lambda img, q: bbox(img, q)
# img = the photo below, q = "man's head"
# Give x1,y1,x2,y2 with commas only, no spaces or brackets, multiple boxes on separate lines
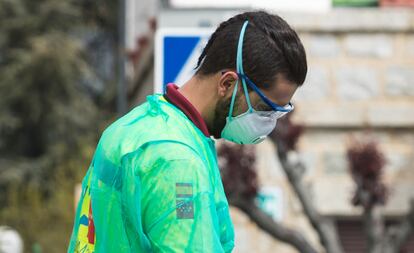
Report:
192,11,307,140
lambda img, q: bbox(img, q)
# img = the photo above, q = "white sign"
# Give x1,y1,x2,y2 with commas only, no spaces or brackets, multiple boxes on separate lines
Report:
256,186,284,221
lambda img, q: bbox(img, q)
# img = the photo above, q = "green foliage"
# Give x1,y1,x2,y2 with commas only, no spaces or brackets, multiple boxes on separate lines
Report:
0,0,118,251
0,143,95,253
333,0,378,7
77,0,119,35
0,0,98,157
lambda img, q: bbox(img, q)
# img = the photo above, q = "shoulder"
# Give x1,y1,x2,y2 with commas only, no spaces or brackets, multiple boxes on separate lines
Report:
97,95,200,162
124,141,206,173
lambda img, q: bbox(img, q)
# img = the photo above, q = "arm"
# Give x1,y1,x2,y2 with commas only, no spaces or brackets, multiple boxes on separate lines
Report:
138,143,226,252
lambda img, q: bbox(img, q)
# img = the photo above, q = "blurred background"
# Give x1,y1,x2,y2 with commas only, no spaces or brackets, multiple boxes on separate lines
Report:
0,0,414,253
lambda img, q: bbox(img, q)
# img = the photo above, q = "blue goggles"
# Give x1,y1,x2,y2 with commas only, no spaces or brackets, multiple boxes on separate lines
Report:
234,20,294,115
237,72,294,113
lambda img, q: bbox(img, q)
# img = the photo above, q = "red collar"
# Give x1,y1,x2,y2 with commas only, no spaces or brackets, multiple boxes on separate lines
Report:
164,83,210,137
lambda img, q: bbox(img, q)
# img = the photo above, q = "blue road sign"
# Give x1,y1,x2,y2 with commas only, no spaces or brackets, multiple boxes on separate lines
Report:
155,28,213,93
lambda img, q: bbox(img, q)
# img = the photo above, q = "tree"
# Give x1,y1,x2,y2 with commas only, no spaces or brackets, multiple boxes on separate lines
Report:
0,0,118,251
0,0,99,161
269,115,344,253
218,114,344,253
218,143,319,253
219,114,414,253
347,137,414,253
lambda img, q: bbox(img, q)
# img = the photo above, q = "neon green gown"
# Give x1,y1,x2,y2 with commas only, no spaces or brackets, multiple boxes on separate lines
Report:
67,94,235,253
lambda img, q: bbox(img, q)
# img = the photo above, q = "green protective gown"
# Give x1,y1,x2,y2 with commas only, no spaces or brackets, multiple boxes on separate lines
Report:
67,94,235,253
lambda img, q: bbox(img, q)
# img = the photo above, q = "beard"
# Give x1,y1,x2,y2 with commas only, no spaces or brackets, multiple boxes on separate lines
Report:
209,93,241,138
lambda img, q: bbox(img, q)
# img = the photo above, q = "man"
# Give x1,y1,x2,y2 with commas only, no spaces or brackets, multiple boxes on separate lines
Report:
68,10,307,252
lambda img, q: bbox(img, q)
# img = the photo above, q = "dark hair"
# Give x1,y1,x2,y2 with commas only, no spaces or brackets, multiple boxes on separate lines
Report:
195,11,307,89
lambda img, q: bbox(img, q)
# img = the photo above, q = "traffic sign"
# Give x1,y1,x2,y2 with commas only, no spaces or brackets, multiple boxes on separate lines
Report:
155,28,213,93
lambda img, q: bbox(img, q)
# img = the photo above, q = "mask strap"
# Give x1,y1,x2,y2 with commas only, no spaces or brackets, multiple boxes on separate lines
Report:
236,21,253,112
228,79,239,118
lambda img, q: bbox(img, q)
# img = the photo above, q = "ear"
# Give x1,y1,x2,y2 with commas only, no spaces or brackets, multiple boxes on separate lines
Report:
217,71,239,98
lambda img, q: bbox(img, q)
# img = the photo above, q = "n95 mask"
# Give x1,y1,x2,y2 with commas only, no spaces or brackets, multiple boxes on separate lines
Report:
220,79,279,144
221,109,277,144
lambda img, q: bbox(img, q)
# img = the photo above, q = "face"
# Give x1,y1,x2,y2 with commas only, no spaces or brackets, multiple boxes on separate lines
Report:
209,71,298,138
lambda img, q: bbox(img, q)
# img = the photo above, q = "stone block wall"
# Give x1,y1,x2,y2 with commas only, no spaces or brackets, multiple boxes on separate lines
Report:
290,8,414,214
234,8,414,253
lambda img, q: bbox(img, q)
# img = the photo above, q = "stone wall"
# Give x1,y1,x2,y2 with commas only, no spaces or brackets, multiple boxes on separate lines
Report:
234,8,414,253
291,8,414,215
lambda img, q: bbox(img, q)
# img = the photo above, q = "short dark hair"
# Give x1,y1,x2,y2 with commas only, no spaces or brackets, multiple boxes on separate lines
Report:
195,11,307,89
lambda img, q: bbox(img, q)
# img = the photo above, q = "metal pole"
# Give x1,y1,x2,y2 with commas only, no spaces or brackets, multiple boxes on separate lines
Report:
117,0,127,115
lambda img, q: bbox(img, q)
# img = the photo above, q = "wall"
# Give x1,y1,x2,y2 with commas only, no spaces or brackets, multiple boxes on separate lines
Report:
155,7,414,253
236,8,414,253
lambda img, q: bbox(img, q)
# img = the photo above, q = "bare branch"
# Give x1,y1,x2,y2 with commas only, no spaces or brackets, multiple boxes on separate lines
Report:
269,132,344,253
363,206,385,253
229,197,319,253
128,34,154,103
384,199,414,253
219,142,319,252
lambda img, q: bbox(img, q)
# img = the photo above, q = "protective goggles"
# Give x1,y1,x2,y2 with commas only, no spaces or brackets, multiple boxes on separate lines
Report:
234,20,294,118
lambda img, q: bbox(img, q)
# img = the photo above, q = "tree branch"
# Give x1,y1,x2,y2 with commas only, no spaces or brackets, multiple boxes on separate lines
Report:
269,133,344,253
363,206,385,253
384,199,414,253
128,34,154,103
229,197,318,253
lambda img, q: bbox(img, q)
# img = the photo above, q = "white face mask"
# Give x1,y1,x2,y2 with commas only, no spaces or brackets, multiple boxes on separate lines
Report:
221,108,278,144
220,80,279,144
